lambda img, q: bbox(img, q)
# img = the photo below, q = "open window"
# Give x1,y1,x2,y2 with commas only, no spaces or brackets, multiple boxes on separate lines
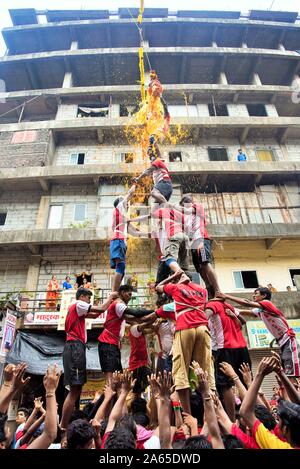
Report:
289,269,300,286
208,103,228,116
256,149,274,162
233,270,259,289
246,104,267,117
169,152,182,162
0,212,7,227
208,147,229,161
70,153,85,165
77,105,109,117
47,205,63,229
121,153,134,163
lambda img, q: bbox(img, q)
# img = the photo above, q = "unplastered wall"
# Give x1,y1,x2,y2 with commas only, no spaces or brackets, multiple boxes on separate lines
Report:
49,184,98,228
0,191,41,230
0,248,30,292
244,140,285,161
54,143,144,165
284,141,300,161
38,242,154,291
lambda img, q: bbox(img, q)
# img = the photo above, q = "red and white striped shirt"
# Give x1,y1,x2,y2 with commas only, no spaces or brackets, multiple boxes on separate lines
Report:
151,159,171,185
252,300,295,347
206,301,247,351
152,208,184,238
112,200,127,240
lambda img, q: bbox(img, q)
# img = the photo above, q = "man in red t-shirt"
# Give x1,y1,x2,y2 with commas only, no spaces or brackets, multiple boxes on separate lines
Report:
128,323,153,398
156,271,215,413
98,285,154,382
179,195,221,296
205,300,251,421
218,287,300,377
134,137,173,204
61,288,118,430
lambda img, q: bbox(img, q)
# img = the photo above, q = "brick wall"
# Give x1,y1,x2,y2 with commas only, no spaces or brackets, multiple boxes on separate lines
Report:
0,191,41,230
0,129,50,168
0,248,30,292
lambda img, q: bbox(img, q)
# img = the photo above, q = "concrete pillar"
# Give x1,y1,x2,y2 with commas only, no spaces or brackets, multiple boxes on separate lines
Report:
25,255,42,292
278,43,285,51
219,71,228,85
252,73,262,86
241,42,248,48
62,72,73,88
212,41,218,47
36,196,51,229
71,41,78,50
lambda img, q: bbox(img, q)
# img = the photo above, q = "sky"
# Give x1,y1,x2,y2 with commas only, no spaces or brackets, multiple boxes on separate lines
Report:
0,0,299,54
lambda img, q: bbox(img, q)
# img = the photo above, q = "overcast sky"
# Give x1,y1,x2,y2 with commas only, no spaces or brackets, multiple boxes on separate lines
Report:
0,0,299,54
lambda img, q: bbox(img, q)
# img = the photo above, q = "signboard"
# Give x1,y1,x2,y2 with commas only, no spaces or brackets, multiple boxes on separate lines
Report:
79,373,106,408
32,312,61,325
0,311,17,356
246,319,300,349
57,290,77,330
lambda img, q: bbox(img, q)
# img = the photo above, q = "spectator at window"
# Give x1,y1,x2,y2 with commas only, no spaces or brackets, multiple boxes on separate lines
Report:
267,284,277,293
237,148,247,162
45,275,60,311
286,286,292,292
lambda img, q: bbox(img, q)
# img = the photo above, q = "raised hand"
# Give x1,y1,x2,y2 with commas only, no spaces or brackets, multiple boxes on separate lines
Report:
257,357,277,377
103,382,116,401
239,362,252,387
3,364,15,384
148,373,161,399
120,369,136,394
43,364,61,393
34,397,44,411
12,363,31,392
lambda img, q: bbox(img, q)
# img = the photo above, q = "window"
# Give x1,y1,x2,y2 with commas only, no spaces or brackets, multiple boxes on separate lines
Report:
74,204,86,222
289,269,300,287
246,104,267,117
208,103,228,116
256,149,274,162
208,147,229,161
121,153,134,163
70,153,85,165
119,105,139,117
47,205,63,229
169,152,182,162
233,271,259,289
77,105,109,118
0,212,7,226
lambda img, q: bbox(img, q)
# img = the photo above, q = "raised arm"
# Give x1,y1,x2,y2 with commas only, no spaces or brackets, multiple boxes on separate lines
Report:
148,372,173,449
270,351,300,405
28,364,61,449
217,292,261,309
191,361,224,449
94,383,116,423
134,167,154,183
105,370,136,434
240,357,276,430
155,270,183,294
0,363,30,414
86,292,119,318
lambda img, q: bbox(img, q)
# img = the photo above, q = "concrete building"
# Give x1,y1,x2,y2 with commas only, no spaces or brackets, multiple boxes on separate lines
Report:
0,8,300,393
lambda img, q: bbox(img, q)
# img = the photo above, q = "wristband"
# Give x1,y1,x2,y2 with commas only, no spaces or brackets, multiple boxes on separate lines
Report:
46,393,55,398
232,376,239,381
204,397,212,401
3,383,12,388
172,401,181,407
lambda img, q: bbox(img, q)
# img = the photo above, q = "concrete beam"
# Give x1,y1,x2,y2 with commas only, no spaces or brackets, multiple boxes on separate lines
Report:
25,62,41,89
233,93,239,103
277,127,289,144
38,178,50,192
179,56,188,83
265,238,281,250
106,24,112,48
270,93,277,104
28,244,40,255
0,224,299,246
239,126,249,144
97,129,104,144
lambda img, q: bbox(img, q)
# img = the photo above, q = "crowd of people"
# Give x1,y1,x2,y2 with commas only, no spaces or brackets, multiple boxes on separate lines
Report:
1,130,300,451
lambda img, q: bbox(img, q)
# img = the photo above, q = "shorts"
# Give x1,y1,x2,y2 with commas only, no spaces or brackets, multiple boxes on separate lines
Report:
280,337,300,377
156,354,173,374
154,180,173,201
98,341,122,373
155,260,172,285
110,239,127,269
213,347,251,389
164,232,189,270
132,366,151,394
63,340,87,386
172,326,215,391
191,239,213,268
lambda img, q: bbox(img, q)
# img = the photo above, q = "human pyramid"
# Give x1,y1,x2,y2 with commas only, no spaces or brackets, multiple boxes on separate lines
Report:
2,77,300,451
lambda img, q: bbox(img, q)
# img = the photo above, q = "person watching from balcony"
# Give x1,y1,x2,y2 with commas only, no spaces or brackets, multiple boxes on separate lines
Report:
237,148,247,162
134,136,173,205
60,287,118,432
63,276,73,290
45,275,60,311
267,283,277,292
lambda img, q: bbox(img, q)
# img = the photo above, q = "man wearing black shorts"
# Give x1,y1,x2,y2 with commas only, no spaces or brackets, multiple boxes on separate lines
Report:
60,288,118,430
98,285,154,382
205,299,251,421
134,136,173,205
